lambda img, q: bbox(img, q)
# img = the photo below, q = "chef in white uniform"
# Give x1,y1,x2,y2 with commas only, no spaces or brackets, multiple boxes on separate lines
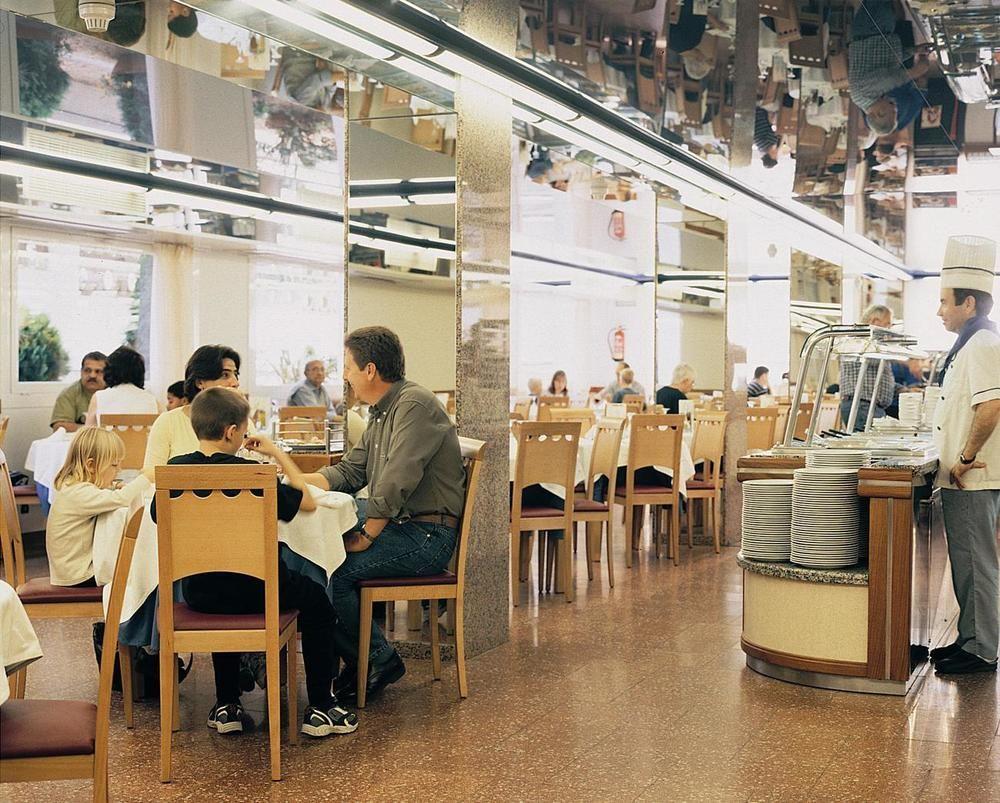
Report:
929,235,1000,675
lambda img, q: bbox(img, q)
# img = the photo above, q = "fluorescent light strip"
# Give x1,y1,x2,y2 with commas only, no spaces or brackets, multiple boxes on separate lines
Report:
388,55,456,92
533,118,641,170
239,0,393,59
351,177,455,188
297,0,437,56
349,233,454,260
348,193,457,207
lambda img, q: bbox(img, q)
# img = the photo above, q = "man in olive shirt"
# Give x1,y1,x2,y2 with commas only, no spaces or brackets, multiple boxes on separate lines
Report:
50,352,107,431
303,327,465,701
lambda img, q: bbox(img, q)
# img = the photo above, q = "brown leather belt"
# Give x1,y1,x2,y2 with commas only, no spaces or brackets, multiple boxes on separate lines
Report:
409,513,460,528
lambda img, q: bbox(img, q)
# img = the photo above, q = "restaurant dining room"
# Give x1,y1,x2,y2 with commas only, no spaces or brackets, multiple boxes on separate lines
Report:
1,0,1000,801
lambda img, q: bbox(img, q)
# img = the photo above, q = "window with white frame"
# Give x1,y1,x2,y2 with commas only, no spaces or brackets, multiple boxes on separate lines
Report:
251,258,344,391
14,236,153,383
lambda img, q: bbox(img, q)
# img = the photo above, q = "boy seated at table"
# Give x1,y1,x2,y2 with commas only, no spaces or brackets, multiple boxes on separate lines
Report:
155,386,358,738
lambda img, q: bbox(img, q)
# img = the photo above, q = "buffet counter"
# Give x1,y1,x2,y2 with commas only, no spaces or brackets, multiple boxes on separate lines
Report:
736,453,957,695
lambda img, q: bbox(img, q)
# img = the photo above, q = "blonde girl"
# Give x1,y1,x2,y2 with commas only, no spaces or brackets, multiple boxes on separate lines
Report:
46,427,151,587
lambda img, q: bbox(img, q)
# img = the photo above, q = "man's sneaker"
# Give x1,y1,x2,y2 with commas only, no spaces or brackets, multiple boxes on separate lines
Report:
301,702,359,737
207,702,246,734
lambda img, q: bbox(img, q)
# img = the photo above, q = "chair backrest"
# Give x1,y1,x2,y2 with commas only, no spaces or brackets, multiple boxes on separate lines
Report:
792,401,815,441
817,394,840,431
586,417,625,500
511,399,532,421
452,437,487,590
621,394,645,415
278,406,327,422
536,395,570,422
94,508,143,777
0,416,8,448
549,407,596,438
775,404,791,445
510,422,579,504
0,454,26,588
155,465,279,636
746,407,779,451
692,411,728,482
100,413,158,471
626,414,684,488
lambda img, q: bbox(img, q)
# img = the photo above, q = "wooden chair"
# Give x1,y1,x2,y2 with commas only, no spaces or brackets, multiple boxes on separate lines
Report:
510,422,579,606
0,415,8,448
0,508,141,802
792,402,815,441
1,456,104,698
511,399,532,421
775,404,791,445
615,415,684,567
355,437,486,708
549,407,596,438
817,394,840,432
686,411,728,553
746,407,780,452
99,414,158,471
536,395,571,422
154,465,298,783
572,418,625,588
621,394,645,415
278,406,327,421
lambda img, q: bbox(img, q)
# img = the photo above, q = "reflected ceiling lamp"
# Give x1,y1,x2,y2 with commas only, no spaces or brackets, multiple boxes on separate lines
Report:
78,0,115,31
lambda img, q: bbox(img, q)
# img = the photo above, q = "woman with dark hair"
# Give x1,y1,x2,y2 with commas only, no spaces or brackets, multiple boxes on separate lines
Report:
548,370,568,397
85,345,159,425
143,344,247,470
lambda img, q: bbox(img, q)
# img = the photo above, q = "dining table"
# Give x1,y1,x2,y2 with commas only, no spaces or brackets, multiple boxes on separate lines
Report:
1,580,43,706
24,428,75,512
91,484,358,647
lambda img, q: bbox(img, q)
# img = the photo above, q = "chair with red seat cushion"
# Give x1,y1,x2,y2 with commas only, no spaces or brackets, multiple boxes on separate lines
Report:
355,438,486,708
154,464,299,783
571,417,625,588
619,415,686,566
0,508,143,802
509,422,579,605
1,458,105,699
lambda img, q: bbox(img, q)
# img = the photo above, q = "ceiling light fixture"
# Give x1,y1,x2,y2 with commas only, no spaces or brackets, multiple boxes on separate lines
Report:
296,0,438,56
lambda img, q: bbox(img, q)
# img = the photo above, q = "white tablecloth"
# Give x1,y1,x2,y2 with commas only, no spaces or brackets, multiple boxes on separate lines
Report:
1,580,43,706
24,429,73,491
509,429,696,498
93,485,357,624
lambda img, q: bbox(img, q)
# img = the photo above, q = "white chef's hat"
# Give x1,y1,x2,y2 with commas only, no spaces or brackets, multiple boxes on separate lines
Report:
941,235,997,296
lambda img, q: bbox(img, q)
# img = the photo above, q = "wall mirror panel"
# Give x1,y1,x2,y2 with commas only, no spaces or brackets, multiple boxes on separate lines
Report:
510,144,656,412
789,249,842,398
346,94,457,441
655,196,726,406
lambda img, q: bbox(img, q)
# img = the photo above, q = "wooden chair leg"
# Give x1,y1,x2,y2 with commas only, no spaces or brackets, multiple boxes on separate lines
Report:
561,528,574,603
454,598,468,699
605,520,615,588
406,601,422,632
672,501,681,566
546,534,557,592
519,532,532,582
445,599,456,635
387,601,396,631
159,649,174,783
266,645,281,781
687,499,695,548
10,667,26,699
583,523,594,581
286,636,298,746
511,527,521,607
537,531,547,593
430,610,442,680
119,645,134,729
172,659,180,733
624,505,634,568
713,493,722,553
357,590,374,709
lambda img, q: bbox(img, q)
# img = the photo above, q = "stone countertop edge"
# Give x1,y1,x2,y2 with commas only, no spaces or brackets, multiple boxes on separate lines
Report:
865,457,939,476
737,553,870,586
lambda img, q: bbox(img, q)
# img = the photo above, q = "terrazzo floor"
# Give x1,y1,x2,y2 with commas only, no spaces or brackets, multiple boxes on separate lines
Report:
5,529,1000,802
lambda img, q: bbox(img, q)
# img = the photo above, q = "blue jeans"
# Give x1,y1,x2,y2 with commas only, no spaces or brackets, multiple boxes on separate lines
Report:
329,499,456,666
851,0,896,42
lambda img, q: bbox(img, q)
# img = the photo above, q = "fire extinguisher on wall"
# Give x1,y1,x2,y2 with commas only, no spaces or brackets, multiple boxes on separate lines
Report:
609,326,626,362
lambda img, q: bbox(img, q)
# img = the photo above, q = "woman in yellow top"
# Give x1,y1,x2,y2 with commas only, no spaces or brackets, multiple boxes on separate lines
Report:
142,345,246,470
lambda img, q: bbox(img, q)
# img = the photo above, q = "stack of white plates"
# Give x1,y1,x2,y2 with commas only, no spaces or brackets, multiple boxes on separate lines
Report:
741,480,794,561
922,386,941,426
898,394,922,427
805,450,871,470
791,468,862,568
